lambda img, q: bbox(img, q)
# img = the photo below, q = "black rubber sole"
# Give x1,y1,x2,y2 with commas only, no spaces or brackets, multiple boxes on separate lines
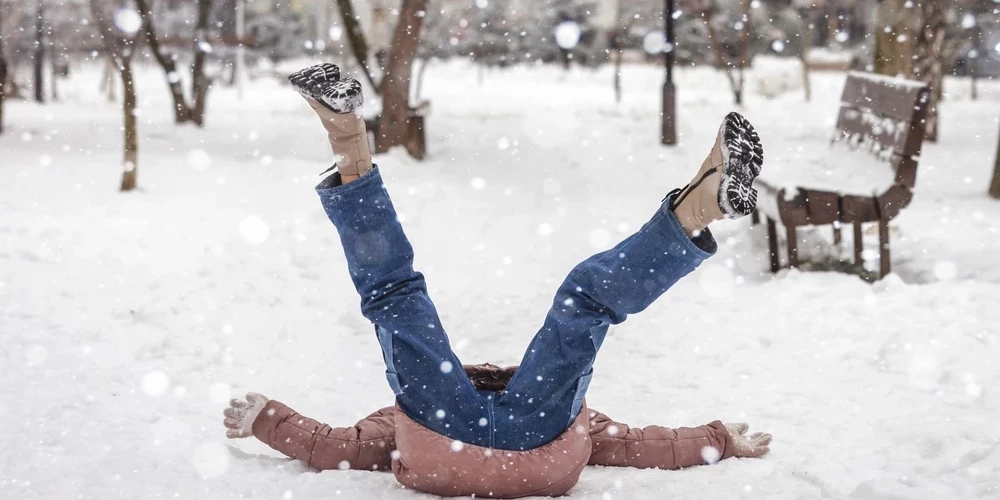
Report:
718,112,764,218
288,63,364,114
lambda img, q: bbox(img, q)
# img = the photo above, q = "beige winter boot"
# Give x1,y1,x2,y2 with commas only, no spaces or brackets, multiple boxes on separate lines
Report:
289,63,372,184
669,112,764,236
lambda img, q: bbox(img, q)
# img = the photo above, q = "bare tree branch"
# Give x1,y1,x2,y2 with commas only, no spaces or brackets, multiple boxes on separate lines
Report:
335,0,379,92
134,0,192,123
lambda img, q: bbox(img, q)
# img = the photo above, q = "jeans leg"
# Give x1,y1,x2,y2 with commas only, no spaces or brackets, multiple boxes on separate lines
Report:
494,196,718,450
315,168,488,446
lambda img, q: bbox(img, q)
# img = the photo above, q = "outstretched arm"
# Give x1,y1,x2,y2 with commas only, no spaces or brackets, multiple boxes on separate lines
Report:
587,409,771,469
224,393,397,471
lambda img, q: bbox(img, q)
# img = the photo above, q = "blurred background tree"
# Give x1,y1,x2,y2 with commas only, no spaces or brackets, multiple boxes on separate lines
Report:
3,0,1000,188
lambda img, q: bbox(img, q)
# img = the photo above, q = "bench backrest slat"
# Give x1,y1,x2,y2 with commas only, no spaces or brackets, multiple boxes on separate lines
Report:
834,72,929,160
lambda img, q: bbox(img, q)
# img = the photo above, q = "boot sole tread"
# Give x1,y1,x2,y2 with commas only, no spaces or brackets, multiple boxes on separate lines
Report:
718,112,764,219
288,63,364,114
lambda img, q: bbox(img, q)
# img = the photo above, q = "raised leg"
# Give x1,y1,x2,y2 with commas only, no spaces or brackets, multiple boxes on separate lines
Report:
315,169,487,446
766,217,780,272
495,196,717,450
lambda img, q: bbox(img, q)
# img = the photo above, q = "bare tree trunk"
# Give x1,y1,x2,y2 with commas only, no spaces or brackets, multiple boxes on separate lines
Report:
102,56,117,102
685,0,749,106
189,0,212,126
49,51,58,101
120,61,138,191
912,0,944,142
375,0,428,155
135,0,193,123
0,8,7,134
33,0,45,103
734,67,744,105
90,0,139,191
336,0,379,91
727,0,751,106
799,9,814,102
992,120,1000,199
613,45,622,103
873,0,914,77
971,55,979,100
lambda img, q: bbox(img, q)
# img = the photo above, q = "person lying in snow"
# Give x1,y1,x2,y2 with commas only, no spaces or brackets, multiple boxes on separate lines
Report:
224,63,771,498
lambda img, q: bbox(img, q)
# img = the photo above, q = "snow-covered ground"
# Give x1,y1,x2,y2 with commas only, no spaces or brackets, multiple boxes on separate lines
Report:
2,59,1000,499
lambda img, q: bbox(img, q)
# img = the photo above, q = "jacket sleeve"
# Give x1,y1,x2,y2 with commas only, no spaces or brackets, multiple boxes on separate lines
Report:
587,409,736,469
251,400,396,471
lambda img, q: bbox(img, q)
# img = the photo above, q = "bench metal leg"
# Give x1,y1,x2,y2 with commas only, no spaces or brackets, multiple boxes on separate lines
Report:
766,218,780,272
833,224,842,245
878,218,891,278
853,223,864,270
786,225,799,268
751,210,760,225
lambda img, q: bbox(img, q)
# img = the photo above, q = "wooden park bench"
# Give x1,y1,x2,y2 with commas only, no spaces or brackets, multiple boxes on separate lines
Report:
365,100,431,160
752,72,930,279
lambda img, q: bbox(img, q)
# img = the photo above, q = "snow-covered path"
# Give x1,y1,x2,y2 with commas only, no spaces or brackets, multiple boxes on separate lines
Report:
2,61,999,499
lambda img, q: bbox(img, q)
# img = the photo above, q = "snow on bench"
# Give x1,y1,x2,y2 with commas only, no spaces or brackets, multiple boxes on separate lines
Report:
753,72,930,279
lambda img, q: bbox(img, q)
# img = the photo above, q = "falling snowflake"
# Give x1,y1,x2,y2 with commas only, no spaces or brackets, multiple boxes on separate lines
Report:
113,9,142,35
187,149,211,170
590,228,611,249
701,445,722,464
239,215,270,244
962,13,977,29
642,30,666,55
142,370,171,396
555,21,581,49
208,382,231,404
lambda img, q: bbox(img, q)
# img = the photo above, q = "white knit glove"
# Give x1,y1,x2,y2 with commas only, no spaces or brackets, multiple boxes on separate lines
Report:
223,392,269,439
725,422,772,458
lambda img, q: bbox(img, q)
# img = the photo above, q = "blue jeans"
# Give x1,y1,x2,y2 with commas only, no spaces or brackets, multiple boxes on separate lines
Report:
316,167,716,451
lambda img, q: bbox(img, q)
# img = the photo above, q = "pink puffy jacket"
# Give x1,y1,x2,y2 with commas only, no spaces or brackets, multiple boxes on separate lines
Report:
252,364,736,498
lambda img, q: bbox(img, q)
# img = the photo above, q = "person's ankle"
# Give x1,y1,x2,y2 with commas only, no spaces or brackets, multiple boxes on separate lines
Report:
678,217,702,237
